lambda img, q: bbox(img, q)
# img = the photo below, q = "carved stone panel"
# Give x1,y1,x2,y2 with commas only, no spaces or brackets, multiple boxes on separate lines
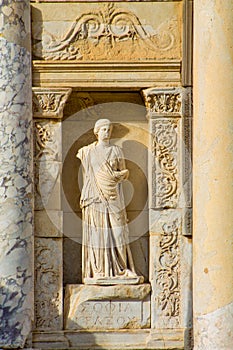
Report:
33,120,62,211
151,118,179,209
31,2,182,61
155,220,180,327
142,87,192,118
32,88,72,119
34,238,63,330
64,284,151,330
150,217,181,329
142,87,192,214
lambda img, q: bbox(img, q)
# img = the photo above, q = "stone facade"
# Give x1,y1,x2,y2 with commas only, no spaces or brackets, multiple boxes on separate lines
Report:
0,0,232,349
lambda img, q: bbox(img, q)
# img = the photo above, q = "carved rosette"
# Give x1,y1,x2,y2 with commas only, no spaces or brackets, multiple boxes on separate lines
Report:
156,219,180,327
32,3,179,61
32,88,72,118
35,238,63,330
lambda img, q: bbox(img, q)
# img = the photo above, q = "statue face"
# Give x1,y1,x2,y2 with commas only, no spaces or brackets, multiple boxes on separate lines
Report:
97,124,112,141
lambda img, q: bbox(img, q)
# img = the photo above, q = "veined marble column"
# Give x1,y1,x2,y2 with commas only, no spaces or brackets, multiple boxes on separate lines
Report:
193,1,233,349
0,1,33,348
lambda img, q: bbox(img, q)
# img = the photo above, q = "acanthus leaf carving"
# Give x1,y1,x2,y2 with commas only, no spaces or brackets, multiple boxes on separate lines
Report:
32,3,178,61
156,219,180,326
32,88,72,118
146,93,181,114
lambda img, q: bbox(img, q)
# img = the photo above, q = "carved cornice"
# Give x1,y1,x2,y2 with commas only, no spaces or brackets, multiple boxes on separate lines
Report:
32,88,72,119
32,61,181,88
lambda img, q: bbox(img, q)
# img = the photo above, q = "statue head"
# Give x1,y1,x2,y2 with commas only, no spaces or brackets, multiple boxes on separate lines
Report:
94,119,113,140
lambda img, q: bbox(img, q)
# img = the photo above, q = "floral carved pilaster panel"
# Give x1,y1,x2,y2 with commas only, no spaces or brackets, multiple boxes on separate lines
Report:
142,87,192,212
35,238,63,330
151,118,179,208
156,219,180,327
32,88,71,119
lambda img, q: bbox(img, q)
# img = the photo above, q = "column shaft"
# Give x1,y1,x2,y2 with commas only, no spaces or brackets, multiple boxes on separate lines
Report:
0,1,33,347
193,1,233,348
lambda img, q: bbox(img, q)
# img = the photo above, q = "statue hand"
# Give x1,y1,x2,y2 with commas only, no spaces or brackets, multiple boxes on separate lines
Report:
114,169,129,181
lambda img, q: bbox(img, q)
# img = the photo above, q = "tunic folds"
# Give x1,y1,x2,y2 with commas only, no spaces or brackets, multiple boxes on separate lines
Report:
77,142,136,281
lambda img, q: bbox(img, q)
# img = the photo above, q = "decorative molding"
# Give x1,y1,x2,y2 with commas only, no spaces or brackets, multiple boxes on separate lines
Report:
152,119,179,208
32,3,179,61
156,219,180,327
32,61,181,88
182,0,193,87
35,238,63,330
31,0,182,2
32,88,72,118
182,116,192,208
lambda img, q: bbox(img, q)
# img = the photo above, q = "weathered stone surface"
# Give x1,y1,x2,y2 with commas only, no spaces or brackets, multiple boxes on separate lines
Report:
64,284,151,330
35,238,63,330
193,0,233,348
0,0,33,347
32,88,71,119
35,210,63,237
31,2,182,62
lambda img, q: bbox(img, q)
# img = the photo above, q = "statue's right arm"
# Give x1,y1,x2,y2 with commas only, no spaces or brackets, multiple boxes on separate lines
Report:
76,146,85,161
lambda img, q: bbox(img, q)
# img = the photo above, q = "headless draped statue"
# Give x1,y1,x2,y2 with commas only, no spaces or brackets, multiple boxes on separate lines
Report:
76,119,143,285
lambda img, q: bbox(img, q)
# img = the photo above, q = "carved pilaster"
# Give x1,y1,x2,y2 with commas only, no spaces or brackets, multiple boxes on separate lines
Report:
33,93,65,330
142,87,192,330
32,88,71,119
142,87,192,212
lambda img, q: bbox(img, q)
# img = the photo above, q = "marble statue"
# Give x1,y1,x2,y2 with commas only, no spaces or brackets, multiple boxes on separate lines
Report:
76,119,143,285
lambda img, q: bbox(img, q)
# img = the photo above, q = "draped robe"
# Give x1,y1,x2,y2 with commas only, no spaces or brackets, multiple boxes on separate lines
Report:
76,141,136,281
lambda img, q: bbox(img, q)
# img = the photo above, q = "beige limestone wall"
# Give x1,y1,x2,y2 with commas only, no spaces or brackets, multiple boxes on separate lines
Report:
30,1,193,348
193,0,233,349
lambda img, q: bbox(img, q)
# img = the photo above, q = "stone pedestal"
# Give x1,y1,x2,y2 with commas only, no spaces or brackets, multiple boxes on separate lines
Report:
64,284,151,330
0,1,33,347
193,1,233,348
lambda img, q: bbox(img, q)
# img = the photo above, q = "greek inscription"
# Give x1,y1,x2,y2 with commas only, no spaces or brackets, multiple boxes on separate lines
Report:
75,300,146,329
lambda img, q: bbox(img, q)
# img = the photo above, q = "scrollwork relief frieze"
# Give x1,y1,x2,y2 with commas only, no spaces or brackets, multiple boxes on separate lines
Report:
156,219,180,327
152,119,179,208
32,3,179,61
